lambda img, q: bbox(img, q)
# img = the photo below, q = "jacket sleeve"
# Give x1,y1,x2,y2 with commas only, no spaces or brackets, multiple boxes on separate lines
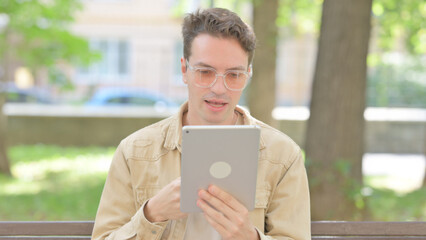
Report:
257,149,311,240
91,141,169,240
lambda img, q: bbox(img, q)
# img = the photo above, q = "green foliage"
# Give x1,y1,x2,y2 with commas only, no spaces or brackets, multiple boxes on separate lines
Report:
48,67,75,91
367,56,426,108
372,0,425,54
276,0,424,56
277,0,322,35
0,0,100,84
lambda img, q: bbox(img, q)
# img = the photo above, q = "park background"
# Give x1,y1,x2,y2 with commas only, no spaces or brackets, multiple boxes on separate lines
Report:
0,0,425,221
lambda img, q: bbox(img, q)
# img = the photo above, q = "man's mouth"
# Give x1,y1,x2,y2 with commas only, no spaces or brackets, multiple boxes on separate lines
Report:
205,100,227,108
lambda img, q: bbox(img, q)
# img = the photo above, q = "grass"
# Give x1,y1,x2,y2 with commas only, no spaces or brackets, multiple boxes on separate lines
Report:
0,145,425,221
364,176,426,221
0,145,115,220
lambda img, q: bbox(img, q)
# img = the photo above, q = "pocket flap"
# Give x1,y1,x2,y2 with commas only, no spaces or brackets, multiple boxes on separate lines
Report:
255,189,271,208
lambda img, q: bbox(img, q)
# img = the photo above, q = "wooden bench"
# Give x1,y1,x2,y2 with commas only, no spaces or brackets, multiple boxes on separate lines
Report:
0,221,425,239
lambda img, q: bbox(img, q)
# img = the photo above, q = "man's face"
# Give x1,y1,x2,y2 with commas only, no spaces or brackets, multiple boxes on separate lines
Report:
181,34,249,126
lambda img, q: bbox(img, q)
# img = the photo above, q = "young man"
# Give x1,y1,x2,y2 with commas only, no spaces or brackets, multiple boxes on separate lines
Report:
92,8,310,240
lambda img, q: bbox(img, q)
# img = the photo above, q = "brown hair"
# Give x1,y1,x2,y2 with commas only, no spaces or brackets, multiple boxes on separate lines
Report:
182,8,256,66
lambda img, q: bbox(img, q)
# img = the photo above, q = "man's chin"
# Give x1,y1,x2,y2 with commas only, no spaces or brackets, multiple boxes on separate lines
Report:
203,113,234,125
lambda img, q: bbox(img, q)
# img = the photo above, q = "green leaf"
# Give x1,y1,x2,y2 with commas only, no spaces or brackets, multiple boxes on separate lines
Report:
0,0,98,80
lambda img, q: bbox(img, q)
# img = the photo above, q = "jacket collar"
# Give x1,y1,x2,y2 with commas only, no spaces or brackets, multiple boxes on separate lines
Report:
163,101,266,152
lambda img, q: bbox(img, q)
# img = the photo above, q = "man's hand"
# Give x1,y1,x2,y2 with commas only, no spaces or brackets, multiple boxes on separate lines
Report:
144,177,187,223
197,185,260,240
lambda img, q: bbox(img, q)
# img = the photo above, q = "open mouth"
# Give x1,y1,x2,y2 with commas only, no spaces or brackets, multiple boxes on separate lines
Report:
205,100,227,108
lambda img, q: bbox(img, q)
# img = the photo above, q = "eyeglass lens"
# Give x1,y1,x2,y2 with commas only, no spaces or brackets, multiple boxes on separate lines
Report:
195,69,247,90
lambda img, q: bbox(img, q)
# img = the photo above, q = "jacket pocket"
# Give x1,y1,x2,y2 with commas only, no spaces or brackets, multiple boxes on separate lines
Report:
130,138,169,161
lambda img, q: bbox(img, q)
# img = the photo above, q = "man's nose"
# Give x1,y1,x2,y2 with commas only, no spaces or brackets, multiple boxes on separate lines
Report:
210,75,228,94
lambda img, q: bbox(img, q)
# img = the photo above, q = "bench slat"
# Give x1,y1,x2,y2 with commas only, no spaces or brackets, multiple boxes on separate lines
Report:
1,221,426,238
0,238,90,240
0,222,93,236
312,238,426,240
5,238,424,240
311,221,426,236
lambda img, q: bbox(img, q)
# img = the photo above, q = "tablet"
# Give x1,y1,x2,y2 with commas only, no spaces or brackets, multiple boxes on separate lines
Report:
180,125,261,212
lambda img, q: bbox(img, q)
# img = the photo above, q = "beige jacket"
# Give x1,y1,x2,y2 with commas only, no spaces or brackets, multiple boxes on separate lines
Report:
92,103,311,240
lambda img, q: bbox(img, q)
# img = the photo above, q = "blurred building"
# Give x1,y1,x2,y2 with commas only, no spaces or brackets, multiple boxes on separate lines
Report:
70,0,187,103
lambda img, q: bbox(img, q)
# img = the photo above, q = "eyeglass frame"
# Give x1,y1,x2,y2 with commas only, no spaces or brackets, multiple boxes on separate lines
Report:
185,59,252,92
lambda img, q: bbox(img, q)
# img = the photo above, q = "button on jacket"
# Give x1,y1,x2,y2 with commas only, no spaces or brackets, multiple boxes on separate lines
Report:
92,102,311,240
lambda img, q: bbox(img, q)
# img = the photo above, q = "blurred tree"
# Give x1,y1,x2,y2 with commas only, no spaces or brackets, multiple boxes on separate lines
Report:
305,0,372,220
249,0,322,125
247,0,279,126
424,165,426,188
0,0,98,175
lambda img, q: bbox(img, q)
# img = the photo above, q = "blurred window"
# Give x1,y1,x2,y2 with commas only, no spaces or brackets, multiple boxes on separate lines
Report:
77,39,130,83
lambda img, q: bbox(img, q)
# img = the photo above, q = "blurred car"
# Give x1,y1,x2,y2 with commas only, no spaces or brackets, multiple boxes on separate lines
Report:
0,83,51,104
86,87,178,109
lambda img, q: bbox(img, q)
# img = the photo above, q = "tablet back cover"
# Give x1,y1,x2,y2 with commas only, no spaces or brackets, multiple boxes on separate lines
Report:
180,125,260,212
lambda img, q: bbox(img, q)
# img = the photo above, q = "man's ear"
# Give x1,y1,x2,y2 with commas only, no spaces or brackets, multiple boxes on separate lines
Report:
181,57,188,84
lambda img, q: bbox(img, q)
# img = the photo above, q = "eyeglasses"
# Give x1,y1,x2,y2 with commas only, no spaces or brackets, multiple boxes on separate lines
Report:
186,60,251,91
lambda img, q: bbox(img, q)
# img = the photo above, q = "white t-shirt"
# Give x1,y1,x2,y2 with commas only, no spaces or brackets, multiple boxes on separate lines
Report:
183,212,222,240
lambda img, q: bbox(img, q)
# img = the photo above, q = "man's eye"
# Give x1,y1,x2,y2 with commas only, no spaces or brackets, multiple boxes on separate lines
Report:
228,72,239,78
199,70,212,75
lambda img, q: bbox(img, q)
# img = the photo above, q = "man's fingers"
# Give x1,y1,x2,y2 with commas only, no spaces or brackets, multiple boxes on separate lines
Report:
203,211,231,237
198,189,234,217
200,198,248,240
198,187,250,230
198,188,258,240
207,185,246,213
197,198,230,231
